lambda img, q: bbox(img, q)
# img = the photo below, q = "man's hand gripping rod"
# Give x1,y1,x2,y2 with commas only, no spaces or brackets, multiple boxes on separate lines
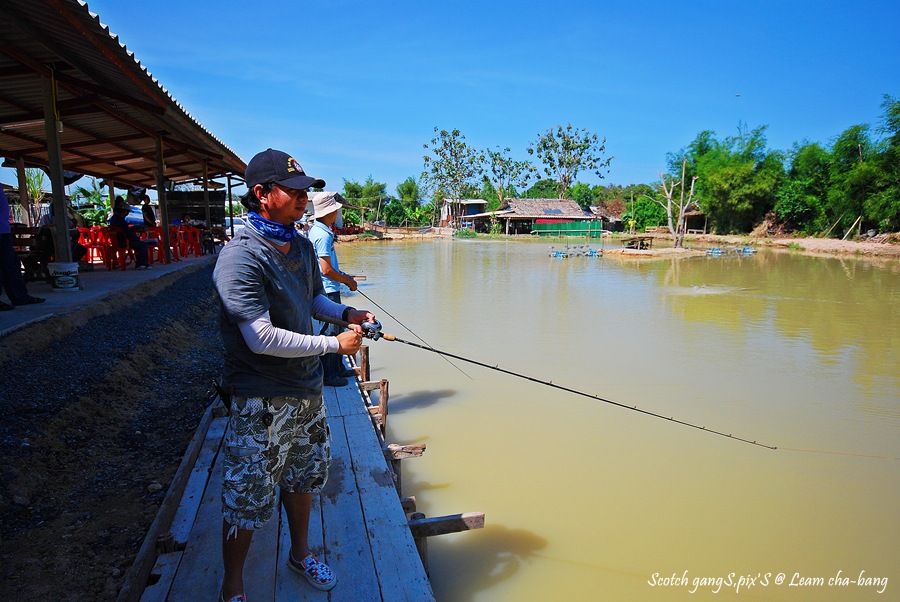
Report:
314,315,393,341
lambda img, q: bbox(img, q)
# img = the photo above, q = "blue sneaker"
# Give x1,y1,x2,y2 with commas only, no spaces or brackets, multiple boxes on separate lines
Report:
288,552,336,591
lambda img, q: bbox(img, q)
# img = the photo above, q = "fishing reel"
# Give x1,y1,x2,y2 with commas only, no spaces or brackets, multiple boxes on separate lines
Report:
360,319,383,340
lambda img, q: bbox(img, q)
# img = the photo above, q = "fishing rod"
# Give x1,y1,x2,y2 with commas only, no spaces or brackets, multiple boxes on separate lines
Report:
352,289,474,380
321,317,777,450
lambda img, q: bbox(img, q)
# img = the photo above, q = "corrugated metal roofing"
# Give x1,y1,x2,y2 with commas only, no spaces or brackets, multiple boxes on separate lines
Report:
0,0,245,189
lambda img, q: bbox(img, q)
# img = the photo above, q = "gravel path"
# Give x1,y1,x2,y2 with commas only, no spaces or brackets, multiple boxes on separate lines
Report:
0,264,222,600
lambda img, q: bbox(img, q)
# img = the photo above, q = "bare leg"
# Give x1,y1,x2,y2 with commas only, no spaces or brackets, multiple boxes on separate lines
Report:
282,491,312,561
222,520,253,599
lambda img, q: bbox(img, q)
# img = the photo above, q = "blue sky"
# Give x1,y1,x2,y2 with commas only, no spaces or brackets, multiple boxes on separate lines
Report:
7,0,899,197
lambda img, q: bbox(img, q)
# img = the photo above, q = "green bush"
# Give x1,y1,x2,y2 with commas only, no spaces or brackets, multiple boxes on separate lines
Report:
454,229,477,238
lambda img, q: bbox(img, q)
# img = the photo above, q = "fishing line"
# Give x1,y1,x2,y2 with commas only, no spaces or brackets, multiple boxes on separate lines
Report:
322,316,776,450
389,336,777,450
777,447,897,460
353,289,474,380
328,319,894,458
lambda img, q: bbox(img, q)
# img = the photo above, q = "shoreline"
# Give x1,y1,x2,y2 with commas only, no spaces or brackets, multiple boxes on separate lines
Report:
336,229,900,259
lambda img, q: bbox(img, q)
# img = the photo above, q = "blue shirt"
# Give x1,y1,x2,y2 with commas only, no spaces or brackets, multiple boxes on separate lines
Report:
308,220,340,294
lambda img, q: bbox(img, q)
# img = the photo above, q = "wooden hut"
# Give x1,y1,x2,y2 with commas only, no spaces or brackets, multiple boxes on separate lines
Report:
496,198,593,235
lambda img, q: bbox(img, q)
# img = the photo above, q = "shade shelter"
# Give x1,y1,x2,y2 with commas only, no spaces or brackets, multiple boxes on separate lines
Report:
0,0,245,262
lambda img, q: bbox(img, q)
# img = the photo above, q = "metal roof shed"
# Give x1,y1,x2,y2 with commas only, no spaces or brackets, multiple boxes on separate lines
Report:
0,0,246,261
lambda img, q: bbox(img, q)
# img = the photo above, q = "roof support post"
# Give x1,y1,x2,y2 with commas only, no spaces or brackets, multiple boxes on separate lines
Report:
155,137,172,263
202,159,211,230
15,157,29,224
226,175,234,237
41,73,72,263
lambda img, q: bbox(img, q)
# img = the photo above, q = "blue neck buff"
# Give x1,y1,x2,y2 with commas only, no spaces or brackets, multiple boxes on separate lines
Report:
246,211,296,245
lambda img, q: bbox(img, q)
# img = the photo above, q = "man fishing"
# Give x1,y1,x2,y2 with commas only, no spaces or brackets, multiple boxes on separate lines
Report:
212,148,374,601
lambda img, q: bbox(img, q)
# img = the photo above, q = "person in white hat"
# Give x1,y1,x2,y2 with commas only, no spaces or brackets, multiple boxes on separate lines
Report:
308,191,359,386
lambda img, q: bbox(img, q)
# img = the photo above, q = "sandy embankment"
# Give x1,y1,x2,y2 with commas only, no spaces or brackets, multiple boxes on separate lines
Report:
603,233,900,259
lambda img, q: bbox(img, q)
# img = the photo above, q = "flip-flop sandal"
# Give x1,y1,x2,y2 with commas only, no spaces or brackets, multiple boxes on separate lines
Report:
288,552,336,591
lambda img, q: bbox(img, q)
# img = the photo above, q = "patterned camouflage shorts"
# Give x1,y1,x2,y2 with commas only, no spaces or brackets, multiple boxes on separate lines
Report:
222,395,331,531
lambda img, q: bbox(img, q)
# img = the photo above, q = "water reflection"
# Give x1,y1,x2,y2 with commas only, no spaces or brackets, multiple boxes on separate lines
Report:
388,389,459,413
430,524,549,601
656,253,899,414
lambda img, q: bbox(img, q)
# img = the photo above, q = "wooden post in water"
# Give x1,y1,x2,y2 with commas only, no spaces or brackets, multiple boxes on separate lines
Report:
378,378,389,436
360,378,389,435
409,512,428,574
359,345,371,381
385,443,425,496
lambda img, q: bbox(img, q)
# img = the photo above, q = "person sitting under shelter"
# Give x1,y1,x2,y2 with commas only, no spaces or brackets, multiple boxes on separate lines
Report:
0,187,44,310
109,198,150,269
37,204,87,265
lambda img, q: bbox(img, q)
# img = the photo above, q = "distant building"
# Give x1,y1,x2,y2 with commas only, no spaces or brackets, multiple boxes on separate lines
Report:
439,199,488,227
452,198,602,235
589,205,624,232
497,198,593,235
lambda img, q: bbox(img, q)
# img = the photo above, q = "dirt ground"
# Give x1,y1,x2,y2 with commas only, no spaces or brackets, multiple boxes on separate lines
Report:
0,265,221,601
602,232,900,260
699,232,900,258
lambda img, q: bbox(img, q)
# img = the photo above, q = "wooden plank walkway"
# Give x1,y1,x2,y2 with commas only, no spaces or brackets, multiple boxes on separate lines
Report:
136,378,435,601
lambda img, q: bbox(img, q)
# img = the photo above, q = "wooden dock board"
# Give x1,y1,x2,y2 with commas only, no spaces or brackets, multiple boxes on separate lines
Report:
316,418,384,600
169,416,228,546
140,379,434,601
163,442,227,601
342,412,432,600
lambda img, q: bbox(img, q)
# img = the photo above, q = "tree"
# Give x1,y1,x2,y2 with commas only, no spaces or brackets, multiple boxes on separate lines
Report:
827,124,876,236
594,183,652,220
569,182,593,210
421,128,483,226
622,196,666,232
527,124,612,199
484,146,535,207
866,95,900,231
478,176,499,210
522,179,559,199
382,177,431,227
775,142,831,233
342,176,388,225
647,157,698,248
677,125,783,233
396,176,421,208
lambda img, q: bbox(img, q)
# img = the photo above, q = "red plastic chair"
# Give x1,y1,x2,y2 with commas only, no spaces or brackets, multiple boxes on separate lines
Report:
168,226,181,262
180,226,202,258
141,228,160,265
105,227,133,271
78,227,107,266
